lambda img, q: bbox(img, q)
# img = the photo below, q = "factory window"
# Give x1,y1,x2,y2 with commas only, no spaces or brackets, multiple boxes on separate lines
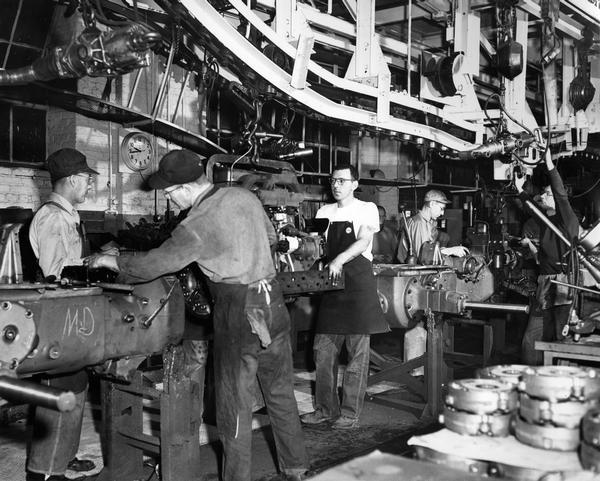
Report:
0,102,46,166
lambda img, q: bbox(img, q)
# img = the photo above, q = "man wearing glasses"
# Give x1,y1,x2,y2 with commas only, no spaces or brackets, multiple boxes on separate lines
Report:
301,164,388,429
27,148,98,481
85,149,308,481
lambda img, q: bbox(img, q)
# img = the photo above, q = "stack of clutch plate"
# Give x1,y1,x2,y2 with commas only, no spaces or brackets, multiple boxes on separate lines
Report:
440,378,518,437
581,408,600,469
515,366,600,451
477,364,529,387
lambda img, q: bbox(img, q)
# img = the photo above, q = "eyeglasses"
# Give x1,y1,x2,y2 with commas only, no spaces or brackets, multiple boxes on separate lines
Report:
163,185,184,198
329,177,353,186
75,174,93,184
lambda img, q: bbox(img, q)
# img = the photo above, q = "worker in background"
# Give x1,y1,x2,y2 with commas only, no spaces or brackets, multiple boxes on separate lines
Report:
300,164,388,429
396,189,469,375
372,205,398,263
396,189,469,263
515,148,579,344
27,148,98,481
85,149,308,481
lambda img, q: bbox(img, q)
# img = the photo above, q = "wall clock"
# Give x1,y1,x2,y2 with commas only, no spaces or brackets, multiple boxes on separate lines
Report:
120,132,153,171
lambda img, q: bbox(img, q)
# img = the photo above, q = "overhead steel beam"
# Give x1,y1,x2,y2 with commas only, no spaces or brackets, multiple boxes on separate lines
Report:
179,0,475,151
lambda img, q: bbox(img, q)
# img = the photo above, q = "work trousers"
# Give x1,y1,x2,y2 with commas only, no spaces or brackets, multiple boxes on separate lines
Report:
313,333,370,420
27,381,87,475
210,280,307,481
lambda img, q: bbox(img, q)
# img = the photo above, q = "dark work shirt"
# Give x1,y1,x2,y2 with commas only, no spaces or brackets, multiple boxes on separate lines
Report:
519,169,579,275
117,185,277,285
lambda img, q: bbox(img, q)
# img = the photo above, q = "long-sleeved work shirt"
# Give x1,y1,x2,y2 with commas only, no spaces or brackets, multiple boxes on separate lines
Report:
29,192,83,278
396,211,438,263
117,185,277,285
519,168,579,276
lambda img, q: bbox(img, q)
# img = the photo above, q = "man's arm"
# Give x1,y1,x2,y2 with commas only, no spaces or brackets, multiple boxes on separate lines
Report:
328,223,377,281
546,151,579,241
86,224,202,283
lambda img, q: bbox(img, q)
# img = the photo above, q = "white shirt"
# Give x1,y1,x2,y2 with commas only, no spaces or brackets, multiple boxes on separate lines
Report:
29,192,83,278
316,198,379,261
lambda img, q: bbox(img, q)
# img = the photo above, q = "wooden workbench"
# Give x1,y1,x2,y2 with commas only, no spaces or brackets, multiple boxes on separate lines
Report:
535,335,600,366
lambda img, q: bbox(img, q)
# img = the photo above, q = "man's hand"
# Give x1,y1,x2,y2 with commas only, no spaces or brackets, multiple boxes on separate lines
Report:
327,257,344,284
514,173,526,193
84,253,120,272
441,246,469,257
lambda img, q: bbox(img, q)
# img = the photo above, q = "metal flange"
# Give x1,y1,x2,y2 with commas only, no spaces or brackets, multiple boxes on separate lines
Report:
477,364,529,387
440,405,512,437
445,378,518,414
582,408,600,446
514,415,580,451
0,301,36,371
518,366,600,402
519,392,597,429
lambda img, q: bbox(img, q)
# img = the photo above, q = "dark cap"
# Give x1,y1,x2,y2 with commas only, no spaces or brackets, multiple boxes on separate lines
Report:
424,189,451,204
46,148,99,183
148,149,204,190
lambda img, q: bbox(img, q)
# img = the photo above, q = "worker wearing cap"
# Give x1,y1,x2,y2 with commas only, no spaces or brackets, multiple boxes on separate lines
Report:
397,189,469,263
85,149,308,481
396,189,468,377
27,148,98,481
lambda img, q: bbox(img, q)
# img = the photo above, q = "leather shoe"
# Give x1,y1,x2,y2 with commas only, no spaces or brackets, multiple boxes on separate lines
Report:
300,409,335,425
26,472,87,481
67,457,96,472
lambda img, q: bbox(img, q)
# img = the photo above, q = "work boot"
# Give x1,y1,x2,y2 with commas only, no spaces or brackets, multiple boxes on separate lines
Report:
67,458,96,472
331,415,359,429
300,409,335,425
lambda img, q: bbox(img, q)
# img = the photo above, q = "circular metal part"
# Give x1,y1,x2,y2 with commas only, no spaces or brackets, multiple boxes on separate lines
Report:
441,405,512,437
580,440,600,471
445,378,518,414
0,301,36,368
582,408,600,446
477,364,529,387
519,392,596,429
518,366,600,401
514,416,580,451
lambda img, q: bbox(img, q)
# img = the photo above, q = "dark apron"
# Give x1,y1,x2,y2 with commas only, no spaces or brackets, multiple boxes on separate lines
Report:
316,221,388,334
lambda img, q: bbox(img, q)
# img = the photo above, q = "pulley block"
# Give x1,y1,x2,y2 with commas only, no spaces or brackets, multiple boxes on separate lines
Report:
440,405,512,437
519,392,597,429
513,416,580,451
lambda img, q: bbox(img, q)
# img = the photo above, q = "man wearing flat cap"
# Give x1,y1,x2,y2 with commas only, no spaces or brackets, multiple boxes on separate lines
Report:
396,189,469,376
397,189,468,263
86,149,308,481
27,148,98,481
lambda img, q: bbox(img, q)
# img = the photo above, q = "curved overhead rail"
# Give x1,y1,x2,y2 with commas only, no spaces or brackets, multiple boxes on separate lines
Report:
179,0,476,152
228,0,480,137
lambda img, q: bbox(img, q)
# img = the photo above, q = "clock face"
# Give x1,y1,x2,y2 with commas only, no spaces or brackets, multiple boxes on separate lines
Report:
121,133,153,171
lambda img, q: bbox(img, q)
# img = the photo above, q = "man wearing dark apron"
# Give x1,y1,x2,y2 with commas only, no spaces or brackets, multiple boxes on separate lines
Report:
301,164,388,429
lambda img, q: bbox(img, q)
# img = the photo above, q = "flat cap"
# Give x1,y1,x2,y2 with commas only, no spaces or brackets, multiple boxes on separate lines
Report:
148,149,205,190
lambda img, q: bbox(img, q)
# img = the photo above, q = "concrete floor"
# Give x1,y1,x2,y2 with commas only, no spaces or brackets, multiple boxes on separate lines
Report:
0,321,522,481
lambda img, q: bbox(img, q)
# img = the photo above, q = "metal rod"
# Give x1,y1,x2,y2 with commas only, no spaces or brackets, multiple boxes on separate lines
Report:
406,0,412,96
551,280,600,296
171,68,191,123
0,376,75,412
126,68,143,109
463,301,529,313
151,40,176,121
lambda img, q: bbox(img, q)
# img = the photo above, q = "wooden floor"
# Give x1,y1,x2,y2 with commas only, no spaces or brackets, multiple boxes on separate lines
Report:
0,367,422,481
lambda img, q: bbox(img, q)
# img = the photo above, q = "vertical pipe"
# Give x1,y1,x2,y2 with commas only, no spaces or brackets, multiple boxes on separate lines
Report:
406,0,412,96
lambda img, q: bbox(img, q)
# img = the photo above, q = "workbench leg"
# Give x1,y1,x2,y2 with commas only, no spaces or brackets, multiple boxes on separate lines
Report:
442,322,454,382
543,351,554,366
99,375,144,481
425,312,445,419
160,344,204,481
